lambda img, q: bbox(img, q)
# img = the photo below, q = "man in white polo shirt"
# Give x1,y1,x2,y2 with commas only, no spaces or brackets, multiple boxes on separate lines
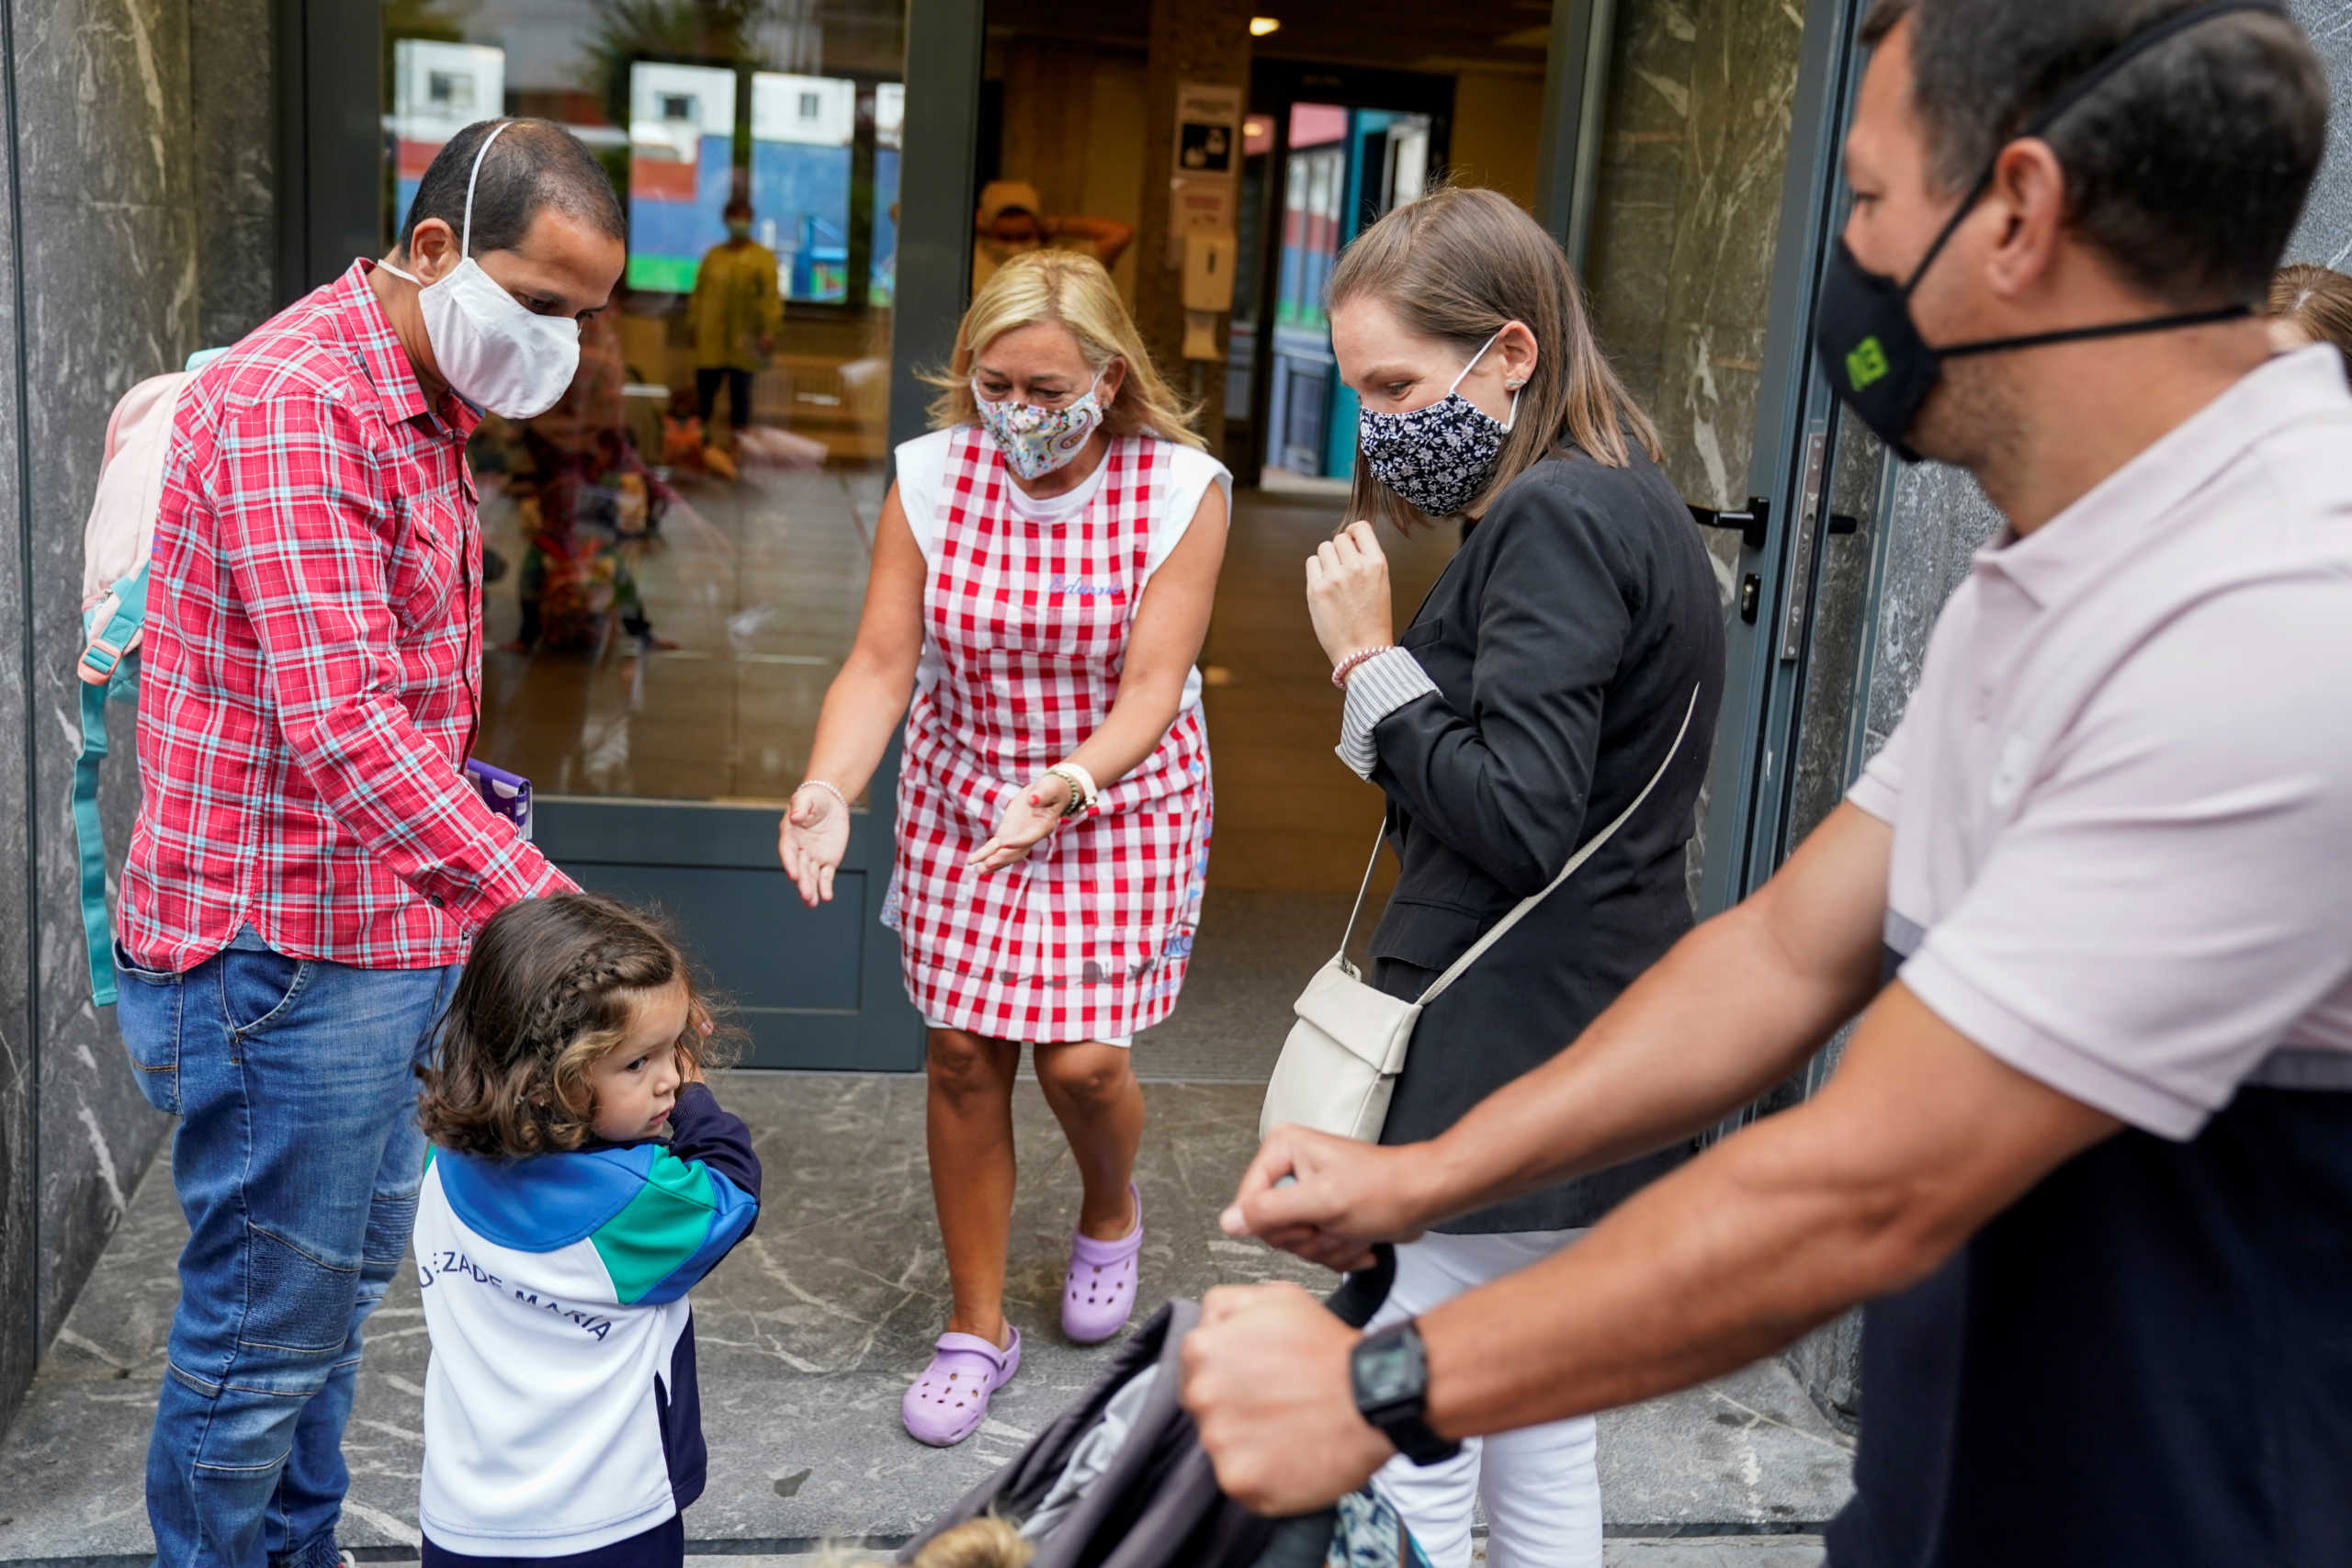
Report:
1179,1,2351,1562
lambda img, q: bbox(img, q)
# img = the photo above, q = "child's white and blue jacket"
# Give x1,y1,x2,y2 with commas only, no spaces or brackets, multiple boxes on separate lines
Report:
413,1083,761,1557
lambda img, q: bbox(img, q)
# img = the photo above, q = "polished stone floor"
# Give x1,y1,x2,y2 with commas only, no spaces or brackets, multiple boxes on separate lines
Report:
373,1543,1828,1567
0,1076,1854,1563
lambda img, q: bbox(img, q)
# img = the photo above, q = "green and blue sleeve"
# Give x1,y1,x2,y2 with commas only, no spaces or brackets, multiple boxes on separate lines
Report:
587,1085,762,1306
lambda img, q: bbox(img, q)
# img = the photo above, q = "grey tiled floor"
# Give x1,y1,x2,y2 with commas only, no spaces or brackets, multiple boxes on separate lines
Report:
0,1077,1852,1562
368,1544,1828,1567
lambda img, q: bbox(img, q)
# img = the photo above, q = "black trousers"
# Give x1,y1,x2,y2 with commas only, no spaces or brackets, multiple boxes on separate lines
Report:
424,1514,683,1568
695,367,753,430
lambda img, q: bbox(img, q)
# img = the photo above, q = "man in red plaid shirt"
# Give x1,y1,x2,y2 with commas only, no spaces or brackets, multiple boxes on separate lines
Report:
114,119,623,1568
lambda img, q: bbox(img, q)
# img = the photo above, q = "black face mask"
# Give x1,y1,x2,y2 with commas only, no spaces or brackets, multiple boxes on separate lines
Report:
1813,0,2277,460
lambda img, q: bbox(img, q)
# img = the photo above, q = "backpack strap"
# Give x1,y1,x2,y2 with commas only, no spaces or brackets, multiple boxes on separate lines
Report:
74,675,120,1006
75,559,149,1009
78,560,146,684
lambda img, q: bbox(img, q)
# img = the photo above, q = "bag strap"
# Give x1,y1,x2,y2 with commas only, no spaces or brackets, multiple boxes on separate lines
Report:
1331,824,1390,963
1416,684,1701,1007
1331,686,1702,979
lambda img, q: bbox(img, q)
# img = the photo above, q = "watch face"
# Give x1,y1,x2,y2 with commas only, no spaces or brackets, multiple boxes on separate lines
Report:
1355,1338,1421,1404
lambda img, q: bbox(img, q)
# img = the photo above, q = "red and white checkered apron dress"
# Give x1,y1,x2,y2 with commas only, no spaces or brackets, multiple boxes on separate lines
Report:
885,428,1213,1043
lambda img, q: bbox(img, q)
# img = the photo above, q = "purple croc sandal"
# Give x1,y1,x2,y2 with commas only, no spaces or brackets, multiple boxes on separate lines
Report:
1061,1185,1144,1345
902,1326,1022,1447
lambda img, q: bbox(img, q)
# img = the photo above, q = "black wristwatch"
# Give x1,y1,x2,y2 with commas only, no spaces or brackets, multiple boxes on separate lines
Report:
1350,1320,1461,1466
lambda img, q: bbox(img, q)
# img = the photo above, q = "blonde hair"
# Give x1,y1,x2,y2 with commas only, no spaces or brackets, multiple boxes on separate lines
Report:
814,1517,1033,1568
2267,263,2352,377
926,250,1204,451
1328,184,1662,531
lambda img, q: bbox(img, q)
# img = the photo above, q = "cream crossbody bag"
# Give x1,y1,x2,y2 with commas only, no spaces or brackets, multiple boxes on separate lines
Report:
1259,686,1700,1143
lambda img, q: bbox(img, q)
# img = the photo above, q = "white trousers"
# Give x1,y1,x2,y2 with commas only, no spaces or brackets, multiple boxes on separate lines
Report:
1366,1228,1602,1568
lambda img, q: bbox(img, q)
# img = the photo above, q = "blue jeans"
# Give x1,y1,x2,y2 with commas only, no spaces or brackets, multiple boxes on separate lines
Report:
116,928,460,1568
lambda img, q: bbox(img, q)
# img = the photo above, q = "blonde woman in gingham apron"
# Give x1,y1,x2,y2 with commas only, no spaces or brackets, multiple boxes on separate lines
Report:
780,251,1229,1447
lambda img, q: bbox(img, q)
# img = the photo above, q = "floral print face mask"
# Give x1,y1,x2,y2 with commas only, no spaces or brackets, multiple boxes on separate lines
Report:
1356,327,1519,519
972,369,1108,482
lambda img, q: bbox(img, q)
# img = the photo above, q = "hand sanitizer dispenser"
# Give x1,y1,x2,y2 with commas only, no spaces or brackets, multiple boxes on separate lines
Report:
1182,231,1238,361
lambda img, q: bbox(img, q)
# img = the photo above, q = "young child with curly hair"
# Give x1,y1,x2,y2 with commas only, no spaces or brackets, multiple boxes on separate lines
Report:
412,893,761,1568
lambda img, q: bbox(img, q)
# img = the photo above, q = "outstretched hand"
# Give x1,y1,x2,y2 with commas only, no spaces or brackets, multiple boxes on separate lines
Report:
967,772,1074,873
778,785,851,907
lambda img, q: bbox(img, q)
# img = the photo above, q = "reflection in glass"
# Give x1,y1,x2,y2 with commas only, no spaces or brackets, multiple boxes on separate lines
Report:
391,40,506,232
752,73,856,301
627,64,740,294
382,0,905,807
870,84,903,307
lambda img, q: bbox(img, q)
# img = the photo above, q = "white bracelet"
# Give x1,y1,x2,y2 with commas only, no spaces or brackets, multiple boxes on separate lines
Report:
1046,761,1099,818
797,779,851,817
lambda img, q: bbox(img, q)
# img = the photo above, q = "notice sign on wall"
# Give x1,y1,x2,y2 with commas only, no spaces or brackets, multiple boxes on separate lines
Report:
1169,82,1243,267
1173,83,1243,177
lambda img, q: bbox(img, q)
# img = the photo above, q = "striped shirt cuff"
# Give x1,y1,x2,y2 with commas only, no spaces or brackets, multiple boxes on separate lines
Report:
1336,649,1440,779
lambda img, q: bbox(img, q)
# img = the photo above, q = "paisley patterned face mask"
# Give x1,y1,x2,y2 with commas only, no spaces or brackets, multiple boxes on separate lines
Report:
1357,327,1520,518
973,369,1108,482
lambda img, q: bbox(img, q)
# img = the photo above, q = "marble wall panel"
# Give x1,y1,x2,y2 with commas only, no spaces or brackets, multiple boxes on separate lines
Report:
13,0,198,1345
2285,0,2352,271
1783,416,1888,854
1,41,38,1424
0,0,276,1433
1586,0,1806,513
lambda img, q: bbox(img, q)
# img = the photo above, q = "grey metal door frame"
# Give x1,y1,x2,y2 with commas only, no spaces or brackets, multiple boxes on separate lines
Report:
276,0,385,300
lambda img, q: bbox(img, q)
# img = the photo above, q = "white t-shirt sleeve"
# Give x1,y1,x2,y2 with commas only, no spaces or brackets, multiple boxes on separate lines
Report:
1845,715,1910,823
893,428,958,565
1896,582,2352,1140
1146,445,1234,580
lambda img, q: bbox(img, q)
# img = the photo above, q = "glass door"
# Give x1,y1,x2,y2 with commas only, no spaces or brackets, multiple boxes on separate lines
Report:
379,0,960,1068
1569,0,1873,918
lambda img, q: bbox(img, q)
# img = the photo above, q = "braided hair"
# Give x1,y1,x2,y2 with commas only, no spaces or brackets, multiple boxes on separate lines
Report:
418,893,723,1158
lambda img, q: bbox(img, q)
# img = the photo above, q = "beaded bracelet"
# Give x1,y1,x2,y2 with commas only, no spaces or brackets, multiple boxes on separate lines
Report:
1330,645,1397,689
1044,761,1100,818
796,779,851,818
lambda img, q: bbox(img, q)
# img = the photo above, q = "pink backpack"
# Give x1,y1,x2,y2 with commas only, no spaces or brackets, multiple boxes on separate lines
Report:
74,349,221,1005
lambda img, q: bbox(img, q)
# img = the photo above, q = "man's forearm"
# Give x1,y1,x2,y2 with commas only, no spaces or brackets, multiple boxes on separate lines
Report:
1408,897,1879,1229
1412,984,2120,1439
1417,1099,1906,1436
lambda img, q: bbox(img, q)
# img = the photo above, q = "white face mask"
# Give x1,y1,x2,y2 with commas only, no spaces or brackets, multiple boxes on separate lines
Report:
380,121,582,421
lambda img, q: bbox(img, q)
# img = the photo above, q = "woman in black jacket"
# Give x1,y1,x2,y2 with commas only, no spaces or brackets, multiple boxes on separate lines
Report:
1299,186,1724,1568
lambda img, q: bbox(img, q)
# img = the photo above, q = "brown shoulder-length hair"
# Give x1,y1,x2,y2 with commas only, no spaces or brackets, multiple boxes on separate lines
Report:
417,893,733,1159
2267,264,2352,378
1328,184,1662,531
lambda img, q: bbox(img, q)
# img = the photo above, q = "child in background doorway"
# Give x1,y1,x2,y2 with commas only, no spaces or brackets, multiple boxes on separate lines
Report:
412,894,761,1568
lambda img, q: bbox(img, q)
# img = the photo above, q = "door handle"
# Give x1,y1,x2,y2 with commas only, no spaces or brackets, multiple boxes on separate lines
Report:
1687,497,1770,552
